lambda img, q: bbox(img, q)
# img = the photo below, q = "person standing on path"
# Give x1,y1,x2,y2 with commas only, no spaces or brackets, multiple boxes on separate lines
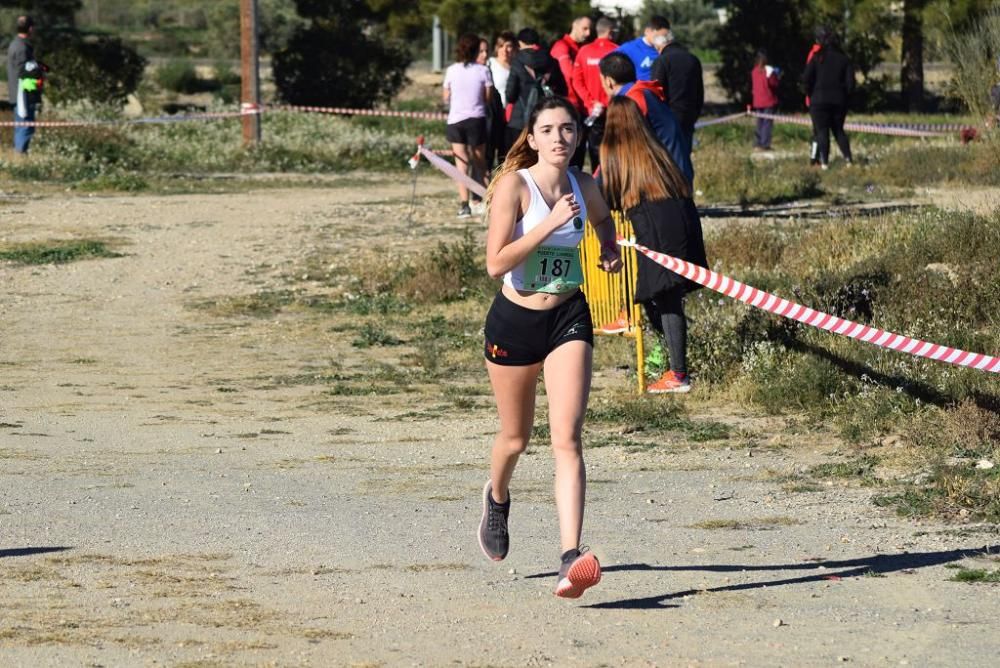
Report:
599,96,708,394
7,15,36,155
572,16,618,172
478,96,621,598
550,14,592,169
750,49,781,151
802,27,853,169
443,33,493,218
649,23,703,178
613,15,670,82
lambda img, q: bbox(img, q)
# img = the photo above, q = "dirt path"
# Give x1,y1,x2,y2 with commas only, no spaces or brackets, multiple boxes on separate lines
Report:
1,176,998,667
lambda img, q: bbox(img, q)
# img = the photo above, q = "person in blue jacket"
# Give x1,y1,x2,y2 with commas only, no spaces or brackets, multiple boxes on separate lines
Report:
612,15,670,82
598,52,692,184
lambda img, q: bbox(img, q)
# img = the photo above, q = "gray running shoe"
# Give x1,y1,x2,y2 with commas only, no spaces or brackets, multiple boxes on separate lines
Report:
554,547,601,598
477,480,509,561
457,203,472,219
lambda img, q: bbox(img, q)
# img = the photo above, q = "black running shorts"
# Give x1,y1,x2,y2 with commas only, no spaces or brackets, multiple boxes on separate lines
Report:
446,117,487,146
484,290,594,366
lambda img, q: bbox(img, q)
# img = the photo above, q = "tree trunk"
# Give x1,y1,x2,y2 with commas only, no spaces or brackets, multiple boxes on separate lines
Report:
901,0,926,111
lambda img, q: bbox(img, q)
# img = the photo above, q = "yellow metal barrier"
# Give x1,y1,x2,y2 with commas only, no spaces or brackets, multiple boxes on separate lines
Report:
580,212,646,393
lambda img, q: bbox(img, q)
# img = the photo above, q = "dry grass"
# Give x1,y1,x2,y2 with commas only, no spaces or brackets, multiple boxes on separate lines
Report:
689,516,805,530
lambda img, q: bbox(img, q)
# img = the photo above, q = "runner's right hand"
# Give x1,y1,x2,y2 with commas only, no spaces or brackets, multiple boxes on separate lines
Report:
548,194,581,228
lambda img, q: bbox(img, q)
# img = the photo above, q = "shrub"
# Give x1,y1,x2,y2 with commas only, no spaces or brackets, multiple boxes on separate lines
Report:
273,21,411,109
155,59,201,94
41,32,146,108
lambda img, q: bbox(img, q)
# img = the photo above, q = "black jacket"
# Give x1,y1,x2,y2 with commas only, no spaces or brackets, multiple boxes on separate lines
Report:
505,46,568,129
802,47,854,108
650,43,704,132
627,197,708,303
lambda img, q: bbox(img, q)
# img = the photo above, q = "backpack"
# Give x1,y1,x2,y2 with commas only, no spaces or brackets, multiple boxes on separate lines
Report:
521,65,554,126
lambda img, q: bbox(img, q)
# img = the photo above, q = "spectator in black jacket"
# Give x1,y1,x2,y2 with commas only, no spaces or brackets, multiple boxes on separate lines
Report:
802,27,854,169
649,26,703,170
504,28,568,149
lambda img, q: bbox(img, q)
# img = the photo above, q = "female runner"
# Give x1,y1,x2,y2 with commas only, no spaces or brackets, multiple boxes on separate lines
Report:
477,96,622,598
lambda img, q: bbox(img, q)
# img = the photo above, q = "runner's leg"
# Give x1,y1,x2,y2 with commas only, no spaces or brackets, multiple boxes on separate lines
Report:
452,142,470,204
543,340,592,553
486,359,542,503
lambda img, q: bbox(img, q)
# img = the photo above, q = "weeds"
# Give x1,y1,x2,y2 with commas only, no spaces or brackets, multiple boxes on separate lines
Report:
0,239,123,265
587,395,730,442
947,568,1000,583
688,516,803,530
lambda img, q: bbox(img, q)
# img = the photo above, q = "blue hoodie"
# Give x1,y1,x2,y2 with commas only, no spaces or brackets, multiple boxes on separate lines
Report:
614,37,659,81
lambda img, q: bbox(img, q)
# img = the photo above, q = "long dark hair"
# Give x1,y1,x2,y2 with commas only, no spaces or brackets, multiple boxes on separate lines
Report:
599,96,691,210
456,33,480,65
485,96,581,205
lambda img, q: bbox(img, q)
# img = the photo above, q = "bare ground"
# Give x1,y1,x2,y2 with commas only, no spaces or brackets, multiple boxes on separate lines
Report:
1,173,999,667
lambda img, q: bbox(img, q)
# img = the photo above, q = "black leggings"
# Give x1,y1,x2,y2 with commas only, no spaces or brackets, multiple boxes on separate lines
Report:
809,104,852,165
643,290,687,375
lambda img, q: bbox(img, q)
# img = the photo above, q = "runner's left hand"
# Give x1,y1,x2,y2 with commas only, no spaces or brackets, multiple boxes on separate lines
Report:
599,243,622,273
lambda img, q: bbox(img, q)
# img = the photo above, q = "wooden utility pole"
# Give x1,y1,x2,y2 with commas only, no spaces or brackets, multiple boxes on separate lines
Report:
240,0,261,145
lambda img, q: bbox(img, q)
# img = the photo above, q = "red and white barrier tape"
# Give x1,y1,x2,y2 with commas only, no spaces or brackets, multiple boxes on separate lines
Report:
0,107,260,128
270,104,447,121
747,111,962,138
411,141,486,198
694,111,751,129
619,239,1000,374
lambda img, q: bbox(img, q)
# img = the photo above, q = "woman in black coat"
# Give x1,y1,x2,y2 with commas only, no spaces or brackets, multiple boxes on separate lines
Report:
802,27,854,168
600,96,707,393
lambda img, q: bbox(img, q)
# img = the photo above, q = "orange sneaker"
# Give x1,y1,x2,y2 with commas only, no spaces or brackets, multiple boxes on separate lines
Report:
554,548,601,599
597,310,630,334
647,370,691,394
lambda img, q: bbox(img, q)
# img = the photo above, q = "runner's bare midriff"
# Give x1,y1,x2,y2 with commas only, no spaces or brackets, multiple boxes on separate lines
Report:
501,283,578,310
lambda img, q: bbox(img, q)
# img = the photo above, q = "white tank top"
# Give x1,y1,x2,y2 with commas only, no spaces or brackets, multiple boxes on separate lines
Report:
503,169,587,294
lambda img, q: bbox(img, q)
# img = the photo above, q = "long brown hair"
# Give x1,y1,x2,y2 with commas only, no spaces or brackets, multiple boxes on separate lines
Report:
485,96,580,206
599,96,691,210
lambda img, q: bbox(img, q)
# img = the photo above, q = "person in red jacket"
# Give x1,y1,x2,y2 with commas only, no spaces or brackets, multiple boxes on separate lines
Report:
551,15,592,168
572,16,618,171
750,49,781,151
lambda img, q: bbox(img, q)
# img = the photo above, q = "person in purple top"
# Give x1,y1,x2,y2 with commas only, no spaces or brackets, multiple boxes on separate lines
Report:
444,33,494,218
612,15,670,82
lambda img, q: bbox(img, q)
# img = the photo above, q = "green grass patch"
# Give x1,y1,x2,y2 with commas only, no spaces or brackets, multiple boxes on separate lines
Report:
808,455,882,486
0,239,123,265
947,568,1000,583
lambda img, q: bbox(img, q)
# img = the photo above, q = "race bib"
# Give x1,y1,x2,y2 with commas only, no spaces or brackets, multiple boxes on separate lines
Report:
523,245,583,293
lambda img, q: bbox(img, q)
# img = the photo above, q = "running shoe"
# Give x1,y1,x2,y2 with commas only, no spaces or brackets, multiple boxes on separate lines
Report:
554,548,602,599
477,480,509,561
470,199,485,216
647,370,691,394
457,203,472,219
597,309,630,334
